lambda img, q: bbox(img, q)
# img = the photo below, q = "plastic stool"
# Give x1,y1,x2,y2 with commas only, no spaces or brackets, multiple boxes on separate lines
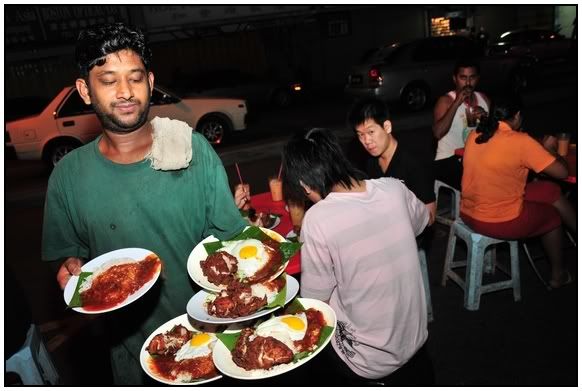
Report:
418,247,434,322
5,324,60,385
441,219,521,311
434,180,460,226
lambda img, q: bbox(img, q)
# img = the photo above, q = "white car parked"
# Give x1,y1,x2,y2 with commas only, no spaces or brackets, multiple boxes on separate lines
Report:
5,85,247,168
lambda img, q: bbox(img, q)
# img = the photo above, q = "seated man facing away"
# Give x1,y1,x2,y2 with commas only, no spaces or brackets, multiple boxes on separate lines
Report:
281,128,434,386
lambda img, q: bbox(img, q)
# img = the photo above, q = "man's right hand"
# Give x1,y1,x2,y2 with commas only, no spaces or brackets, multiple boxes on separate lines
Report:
57,257,83,290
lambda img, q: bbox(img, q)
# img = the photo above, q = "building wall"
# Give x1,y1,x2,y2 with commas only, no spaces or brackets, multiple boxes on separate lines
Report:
4,5,564,99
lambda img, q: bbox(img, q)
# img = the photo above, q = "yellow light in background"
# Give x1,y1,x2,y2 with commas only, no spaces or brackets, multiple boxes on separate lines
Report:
292,83,302,92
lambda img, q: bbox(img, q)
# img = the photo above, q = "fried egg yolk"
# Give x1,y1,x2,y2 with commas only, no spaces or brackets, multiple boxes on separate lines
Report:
222,239,269,278
174,332,216,361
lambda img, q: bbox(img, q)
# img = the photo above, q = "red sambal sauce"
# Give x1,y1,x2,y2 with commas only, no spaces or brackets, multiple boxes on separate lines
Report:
147,355,217,382
81,254,161,311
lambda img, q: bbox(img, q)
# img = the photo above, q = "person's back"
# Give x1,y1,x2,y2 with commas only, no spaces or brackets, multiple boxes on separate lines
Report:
462,125,553,222
301,177,428,379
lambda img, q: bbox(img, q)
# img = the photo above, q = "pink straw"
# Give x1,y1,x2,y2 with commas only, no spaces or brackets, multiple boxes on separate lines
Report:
235,163,244,185
277,163,283,180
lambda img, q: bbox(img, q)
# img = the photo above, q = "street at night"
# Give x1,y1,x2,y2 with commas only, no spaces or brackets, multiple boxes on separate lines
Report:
4,4,578,387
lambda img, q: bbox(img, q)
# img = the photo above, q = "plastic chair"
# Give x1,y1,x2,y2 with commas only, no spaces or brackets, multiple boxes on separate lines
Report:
418,247,434,322
441,219,521,311
434,180,460,226
5,324,60,385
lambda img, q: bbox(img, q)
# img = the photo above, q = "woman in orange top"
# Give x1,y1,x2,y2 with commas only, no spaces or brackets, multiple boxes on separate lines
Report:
460,95,576,289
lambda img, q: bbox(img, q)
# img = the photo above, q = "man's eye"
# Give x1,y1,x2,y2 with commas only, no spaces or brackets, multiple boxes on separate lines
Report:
101,80,115,85
131,78,144,83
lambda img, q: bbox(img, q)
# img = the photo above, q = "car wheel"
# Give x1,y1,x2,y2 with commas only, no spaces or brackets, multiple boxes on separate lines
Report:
197,115,231,145
44,139,81,169
271,89,292,108
401,83,429,111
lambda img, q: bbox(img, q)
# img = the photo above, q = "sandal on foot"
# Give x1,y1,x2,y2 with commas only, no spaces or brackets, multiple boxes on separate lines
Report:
549,271,574,290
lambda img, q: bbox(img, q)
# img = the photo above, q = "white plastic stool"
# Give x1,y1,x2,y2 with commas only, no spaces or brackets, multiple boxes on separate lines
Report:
441,219,521,311
418,247,434,322
434,180,460,226
5,324,60,385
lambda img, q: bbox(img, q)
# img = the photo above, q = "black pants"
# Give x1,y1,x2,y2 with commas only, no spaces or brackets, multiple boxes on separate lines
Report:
317,342,435,386
434,155,463,190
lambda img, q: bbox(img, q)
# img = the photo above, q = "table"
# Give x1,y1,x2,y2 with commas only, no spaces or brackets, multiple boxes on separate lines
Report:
249,192,301,275
454,147,577,184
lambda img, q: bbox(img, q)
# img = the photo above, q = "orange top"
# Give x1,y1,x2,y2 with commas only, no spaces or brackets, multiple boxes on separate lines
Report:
461,122,556,222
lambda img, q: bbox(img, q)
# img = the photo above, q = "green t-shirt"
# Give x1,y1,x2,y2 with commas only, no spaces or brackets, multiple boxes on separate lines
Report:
42,132,246,384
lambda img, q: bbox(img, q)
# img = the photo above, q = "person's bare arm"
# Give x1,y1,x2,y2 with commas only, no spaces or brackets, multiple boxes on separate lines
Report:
425,201,436,226
433,93,465,140
542,159,568,179
56,257,84,290
539,135,568,179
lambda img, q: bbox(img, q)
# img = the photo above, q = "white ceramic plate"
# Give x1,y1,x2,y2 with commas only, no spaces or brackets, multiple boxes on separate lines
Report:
212,298,337,380
63,248,161,314
140,313,223,385
186,275,300,324
187,227,288,292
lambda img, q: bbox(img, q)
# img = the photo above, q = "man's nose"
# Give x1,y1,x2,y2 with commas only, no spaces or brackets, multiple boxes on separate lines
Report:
116,79,133,100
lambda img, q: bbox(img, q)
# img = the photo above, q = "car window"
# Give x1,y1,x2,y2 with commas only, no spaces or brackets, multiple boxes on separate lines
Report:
412,38,479,62
412,39,440,62
57,90,94,117
150,87,180,105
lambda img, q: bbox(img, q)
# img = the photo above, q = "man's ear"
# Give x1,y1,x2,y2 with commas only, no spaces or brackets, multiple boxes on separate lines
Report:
76,78,92,105
383,120,392,134
299,180,312,195
148,72,155,96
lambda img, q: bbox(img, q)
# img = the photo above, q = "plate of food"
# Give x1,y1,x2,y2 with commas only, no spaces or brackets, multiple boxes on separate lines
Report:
186,274,299,324
140,314,223,385
63,248,162,314
211,298,336,380
187,226,301,292
241,209,280,230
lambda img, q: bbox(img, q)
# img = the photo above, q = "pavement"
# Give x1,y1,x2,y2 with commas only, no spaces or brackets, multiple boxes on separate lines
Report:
4,71,578,385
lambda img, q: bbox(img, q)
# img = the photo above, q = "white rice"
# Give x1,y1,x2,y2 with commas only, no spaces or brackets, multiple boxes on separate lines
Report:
79,257,136,293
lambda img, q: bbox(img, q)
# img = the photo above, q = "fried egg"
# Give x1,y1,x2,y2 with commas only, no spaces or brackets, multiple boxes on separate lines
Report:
174,332,217,361
255,313,308,352
222,239,269,279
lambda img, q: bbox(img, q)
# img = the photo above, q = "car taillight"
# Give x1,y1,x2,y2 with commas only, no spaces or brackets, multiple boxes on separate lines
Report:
368,67,383,86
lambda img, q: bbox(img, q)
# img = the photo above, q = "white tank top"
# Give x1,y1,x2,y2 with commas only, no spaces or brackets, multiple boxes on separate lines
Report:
435,91,489,161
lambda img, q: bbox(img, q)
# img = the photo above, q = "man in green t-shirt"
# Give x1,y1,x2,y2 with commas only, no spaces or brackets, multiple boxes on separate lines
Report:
42,22,246,384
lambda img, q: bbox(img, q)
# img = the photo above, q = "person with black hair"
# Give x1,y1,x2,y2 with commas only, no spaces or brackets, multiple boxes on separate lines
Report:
433,59,490,189
282,128,434,386
42,23,246,384
347,97,436,225
461,94,576,289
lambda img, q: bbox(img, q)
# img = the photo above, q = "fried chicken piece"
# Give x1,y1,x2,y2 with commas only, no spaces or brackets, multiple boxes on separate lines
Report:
207,280,268,318
232,328,294,370
147,325,192,356
200,251,238,285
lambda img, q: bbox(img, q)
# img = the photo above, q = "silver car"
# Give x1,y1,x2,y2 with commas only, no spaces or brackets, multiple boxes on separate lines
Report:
345,35,525,111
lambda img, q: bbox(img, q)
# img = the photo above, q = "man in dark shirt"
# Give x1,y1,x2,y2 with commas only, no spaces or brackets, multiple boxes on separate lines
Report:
347,97,436,225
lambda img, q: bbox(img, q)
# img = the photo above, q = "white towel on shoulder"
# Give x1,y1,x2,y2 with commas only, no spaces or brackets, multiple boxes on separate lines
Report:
146,116,192,170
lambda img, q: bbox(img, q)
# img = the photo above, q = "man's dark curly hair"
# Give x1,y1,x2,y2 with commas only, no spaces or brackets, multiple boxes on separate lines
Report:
75,22,152,79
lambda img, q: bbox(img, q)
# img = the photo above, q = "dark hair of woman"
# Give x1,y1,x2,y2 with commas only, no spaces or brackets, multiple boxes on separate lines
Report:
282,128,366,202
475,94,523,144
75,22,152,79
